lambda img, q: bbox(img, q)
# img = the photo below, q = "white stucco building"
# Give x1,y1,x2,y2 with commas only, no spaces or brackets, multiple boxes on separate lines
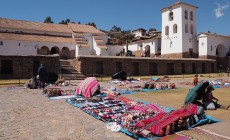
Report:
0,18,108,58
198,32,230,58
160,2,198,58
126,32,161,57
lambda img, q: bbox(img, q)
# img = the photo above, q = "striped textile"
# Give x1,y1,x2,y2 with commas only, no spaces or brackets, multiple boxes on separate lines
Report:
146,104,167,113
135,113,166,128
149,109,194,135
75,77,100,98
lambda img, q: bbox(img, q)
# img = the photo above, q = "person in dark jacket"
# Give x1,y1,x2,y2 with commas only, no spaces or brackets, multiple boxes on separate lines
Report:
38,64,47,89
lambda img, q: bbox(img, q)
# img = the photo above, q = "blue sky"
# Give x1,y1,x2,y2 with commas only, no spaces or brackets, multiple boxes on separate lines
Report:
1,0,230,35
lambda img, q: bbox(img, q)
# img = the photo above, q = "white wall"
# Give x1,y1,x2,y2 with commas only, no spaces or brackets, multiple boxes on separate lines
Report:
0,39,74,56
133,31,143,37
198,34,230,57
107,45,124,56
161,4,197,55
181,5,197,53
198,35,208,56
161,6,183,55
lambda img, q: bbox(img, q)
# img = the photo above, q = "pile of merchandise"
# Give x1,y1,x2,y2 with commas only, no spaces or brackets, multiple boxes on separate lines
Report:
67,96,208,139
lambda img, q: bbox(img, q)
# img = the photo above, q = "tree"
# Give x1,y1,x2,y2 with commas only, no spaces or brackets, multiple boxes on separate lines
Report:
59,19,72,24
44,16,54,23
86,22,97,28
110,25,121,32
149,28,157,32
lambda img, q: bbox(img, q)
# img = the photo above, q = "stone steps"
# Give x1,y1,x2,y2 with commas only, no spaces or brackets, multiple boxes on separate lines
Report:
59,59,85,80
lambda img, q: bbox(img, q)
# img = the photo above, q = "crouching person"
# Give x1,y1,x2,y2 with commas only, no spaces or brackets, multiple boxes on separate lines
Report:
27,76,38,89
202,85,229,110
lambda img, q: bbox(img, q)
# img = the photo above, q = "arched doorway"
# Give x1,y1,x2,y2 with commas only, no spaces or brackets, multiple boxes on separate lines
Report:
50,46,60,54
60,47,70,59
39,46,49,55
144,45,150,57
216,44,225,57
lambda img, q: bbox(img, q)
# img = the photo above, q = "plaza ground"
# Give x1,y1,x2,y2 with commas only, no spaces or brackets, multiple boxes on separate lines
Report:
0,75,230,140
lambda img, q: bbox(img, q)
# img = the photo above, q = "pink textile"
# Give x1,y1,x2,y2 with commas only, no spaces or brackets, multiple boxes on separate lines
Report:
75,77,100,98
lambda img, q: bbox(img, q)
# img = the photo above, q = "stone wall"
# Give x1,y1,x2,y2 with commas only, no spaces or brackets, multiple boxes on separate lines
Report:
161,52,198,58
199,55,230,70
0,55,60,79
72,55,217,76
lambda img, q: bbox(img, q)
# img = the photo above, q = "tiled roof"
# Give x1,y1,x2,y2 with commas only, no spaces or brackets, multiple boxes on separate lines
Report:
198,32,230,38
68,23,106,34
0,33,75,43
161,1,198,11
0,18,72,33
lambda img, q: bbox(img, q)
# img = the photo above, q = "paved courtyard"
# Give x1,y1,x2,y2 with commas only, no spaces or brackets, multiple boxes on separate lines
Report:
0,78,230,140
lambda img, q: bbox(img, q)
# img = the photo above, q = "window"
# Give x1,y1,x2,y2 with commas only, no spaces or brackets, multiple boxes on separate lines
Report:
0,41,3,46
185,10,188,19
1,60,13,74
190,24,194,34
165,26,169,35
190,11,193,20
211,45,213,51
185,24,188,33
173,24,177,33
169,11,174,21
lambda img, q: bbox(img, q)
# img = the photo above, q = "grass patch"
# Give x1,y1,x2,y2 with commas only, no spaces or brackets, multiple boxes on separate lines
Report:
0,79,28,86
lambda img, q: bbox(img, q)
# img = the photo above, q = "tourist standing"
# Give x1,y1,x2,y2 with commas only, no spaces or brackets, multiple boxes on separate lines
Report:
38,64,47,89
193,74,198,86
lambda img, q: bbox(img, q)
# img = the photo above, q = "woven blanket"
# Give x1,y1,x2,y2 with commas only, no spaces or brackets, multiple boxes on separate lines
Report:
75,77,100,98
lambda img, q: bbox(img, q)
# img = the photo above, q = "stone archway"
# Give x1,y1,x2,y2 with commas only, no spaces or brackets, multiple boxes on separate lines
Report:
60,47,70,59
50,46,60,55
216,44,225,57
39,46,49,55
144,45,150,57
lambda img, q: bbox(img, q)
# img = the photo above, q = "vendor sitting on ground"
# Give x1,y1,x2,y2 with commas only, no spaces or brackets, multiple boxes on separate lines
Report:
26,76,39,89
202,85,230,110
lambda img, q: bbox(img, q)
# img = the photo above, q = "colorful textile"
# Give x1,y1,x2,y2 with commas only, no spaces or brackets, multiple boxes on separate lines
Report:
66,98,220,139
149,109,194,135
75,77,100,98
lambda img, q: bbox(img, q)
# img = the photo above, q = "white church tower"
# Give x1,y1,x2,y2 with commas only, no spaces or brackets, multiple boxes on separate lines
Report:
160,2,198,58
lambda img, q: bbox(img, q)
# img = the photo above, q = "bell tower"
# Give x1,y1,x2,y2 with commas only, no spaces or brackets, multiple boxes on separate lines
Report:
161,2,198,58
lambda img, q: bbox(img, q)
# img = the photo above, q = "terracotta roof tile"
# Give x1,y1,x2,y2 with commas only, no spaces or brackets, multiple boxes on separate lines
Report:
198,32,230,38
68,23,106,34
161,1,198,11
0,33,75,43
0,18,72,33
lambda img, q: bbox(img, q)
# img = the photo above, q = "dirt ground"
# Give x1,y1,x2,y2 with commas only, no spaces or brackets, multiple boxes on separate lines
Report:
0,76,230,140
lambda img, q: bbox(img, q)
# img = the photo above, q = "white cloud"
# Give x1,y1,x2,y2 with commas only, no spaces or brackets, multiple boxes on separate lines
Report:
214,1,229,18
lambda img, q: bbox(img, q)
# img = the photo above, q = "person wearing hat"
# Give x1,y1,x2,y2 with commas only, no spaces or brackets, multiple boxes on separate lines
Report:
202,85,229,110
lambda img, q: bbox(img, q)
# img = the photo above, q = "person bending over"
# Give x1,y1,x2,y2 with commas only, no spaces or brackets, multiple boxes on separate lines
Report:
202,85,229,110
